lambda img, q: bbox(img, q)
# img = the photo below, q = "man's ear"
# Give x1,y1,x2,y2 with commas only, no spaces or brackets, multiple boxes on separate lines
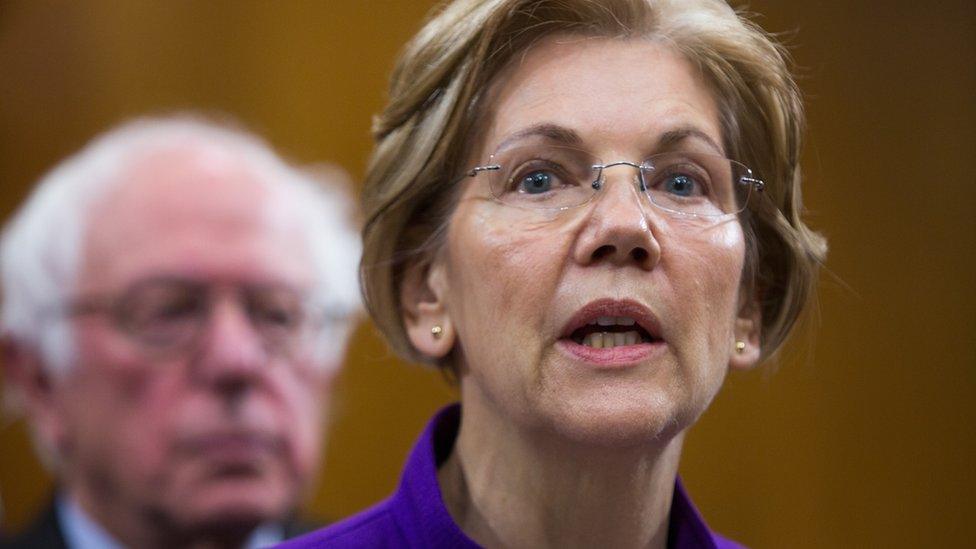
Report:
400,258,454,360
1,336,66,454
729,294,762,370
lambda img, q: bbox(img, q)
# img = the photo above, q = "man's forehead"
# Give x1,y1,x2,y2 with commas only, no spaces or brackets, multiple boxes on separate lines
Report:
113,144,269,206
77,144,314,293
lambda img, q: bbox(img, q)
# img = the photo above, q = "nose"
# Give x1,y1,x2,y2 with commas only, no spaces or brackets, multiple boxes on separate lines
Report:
192,295,267,396
572,163,661,270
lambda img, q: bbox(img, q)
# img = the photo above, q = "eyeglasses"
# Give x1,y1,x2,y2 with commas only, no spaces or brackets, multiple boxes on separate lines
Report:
461,144,764,218
65,278,339,358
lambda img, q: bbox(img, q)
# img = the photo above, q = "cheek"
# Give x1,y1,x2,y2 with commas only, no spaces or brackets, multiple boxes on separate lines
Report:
448,209,571,363
264,365,330,471
447,207,573,338
59,363,184,477
665,221,745,357
703,223,747,314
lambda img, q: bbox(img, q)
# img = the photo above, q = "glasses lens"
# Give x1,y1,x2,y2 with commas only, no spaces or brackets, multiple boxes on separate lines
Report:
641,152,753,216
245,287,309,351
479,146,756,217
119,281,205,348
487,145,600,210
116,281,315,357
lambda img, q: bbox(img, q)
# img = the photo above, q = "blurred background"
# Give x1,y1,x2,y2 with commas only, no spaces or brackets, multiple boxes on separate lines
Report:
0,1,972,547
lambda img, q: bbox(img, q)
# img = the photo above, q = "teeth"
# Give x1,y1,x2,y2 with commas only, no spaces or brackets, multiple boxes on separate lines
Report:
582,330,642,349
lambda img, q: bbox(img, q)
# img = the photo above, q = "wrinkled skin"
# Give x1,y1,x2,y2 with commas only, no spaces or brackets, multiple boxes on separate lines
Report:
408,36,761,449
17,145,335,547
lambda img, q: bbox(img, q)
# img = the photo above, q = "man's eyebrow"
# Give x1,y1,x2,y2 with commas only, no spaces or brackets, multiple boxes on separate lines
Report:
656,127,724,155
495,123,584,151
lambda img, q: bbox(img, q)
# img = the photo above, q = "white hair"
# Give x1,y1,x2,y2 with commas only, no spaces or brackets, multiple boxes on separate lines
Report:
0,115,362,376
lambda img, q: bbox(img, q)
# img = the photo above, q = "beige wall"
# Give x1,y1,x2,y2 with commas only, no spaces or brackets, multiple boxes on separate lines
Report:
0,1,972,547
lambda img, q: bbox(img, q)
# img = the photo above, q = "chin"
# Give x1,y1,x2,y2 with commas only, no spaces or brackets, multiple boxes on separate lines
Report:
178,479,295,530
521,351,725,449
533,384,703,449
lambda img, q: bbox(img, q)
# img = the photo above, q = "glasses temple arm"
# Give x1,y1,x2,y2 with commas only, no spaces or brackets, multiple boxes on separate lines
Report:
740,176,765,192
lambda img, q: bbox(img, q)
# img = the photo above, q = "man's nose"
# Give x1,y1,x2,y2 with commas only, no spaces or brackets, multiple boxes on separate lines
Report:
572,164,661,270
193,296,267,392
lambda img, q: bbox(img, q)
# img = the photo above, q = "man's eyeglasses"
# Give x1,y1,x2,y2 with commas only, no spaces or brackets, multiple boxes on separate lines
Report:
64,278,340,358
461,144,764,218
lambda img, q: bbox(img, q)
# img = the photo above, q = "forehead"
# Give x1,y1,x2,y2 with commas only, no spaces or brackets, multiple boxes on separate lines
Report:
481,35,723,155
78,146,314,293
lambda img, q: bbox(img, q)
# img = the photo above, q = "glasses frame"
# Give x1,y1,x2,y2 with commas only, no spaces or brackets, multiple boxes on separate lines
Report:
57,279,346,359
462,147,765,218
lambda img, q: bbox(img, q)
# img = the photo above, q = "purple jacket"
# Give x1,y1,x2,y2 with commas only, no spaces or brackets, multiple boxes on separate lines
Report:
279,404,745,548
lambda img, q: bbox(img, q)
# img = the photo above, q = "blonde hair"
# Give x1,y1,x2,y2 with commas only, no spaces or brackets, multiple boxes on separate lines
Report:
360,0,827,365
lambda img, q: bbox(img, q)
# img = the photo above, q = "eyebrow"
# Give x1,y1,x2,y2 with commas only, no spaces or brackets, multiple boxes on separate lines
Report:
495,123,584,151
656,127,725,156
492,123,724,155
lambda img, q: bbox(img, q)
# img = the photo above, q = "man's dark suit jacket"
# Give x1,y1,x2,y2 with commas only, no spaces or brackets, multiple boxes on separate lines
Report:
0,503,67,549
0,498,318,549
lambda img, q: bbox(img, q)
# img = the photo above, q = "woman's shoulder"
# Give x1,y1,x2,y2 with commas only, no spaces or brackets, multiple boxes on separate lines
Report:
275,498,405,549
275,405,477,549
712,533,748,549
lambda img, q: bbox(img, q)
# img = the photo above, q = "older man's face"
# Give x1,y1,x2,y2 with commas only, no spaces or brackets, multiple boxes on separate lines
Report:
49,147,332,533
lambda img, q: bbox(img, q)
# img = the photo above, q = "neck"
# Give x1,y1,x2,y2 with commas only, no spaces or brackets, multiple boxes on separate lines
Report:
438,397,685,549
66,484,259,549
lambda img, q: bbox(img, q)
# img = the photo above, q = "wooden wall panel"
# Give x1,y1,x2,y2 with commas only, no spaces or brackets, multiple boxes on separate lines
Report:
1,1,972,546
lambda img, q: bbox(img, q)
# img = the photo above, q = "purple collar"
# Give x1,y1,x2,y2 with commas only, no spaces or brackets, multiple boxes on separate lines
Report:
279,403,743,548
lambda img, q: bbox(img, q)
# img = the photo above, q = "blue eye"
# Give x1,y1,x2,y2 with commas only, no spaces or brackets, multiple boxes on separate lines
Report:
518,170,554,194
664,174,698,197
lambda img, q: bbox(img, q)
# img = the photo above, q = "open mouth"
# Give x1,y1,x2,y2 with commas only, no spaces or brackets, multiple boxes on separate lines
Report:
569,316,657,348
559,299,664,353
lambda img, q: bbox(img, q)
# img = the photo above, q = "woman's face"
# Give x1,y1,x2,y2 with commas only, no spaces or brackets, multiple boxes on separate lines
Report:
407,36,760,445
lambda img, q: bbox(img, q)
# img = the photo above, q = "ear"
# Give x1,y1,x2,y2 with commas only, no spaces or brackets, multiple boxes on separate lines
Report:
400,257,454,360
1,335,67,454
729,294,762,370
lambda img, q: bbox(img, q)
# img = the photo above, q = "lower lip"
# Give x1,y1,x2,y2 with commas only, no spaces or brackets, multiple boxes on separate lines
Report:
556,339,666,368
